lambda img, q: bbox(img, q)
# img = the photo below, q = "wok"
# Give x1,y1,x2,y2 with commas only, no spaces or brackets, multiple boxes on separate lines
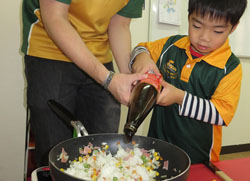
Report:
48,100,190,181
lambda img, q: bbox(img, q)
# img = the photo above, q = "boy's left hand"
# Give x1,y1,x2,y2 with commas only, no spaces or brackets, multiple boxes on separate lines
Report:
157,80,185,106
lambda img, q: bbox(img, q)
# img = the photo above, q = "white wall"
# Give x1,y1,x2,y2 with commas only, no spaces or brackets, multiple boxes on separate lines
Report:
1,0,250,180
222,58,250,146
0,0,26,180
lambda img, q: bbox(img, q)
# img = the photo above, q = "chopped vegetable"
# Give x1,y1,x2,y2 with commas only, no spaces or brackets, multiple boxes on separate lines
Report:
59,142,163,180
58,148,69,163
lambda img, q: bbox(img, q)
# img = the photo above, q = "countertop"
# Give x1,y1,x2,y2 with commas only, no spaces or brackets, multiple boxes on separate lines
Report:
188,157,250,181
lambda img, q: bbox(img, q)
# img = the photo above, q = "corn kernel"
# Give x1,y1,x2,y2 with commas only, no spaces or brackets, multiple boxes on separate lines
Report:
115,162,121,167
78,156,83,163
92,175,97,181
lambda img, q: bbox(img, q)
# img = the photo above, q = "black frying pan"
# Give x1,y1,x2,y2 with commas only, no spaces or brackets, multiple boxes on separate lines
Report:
48,100,190,181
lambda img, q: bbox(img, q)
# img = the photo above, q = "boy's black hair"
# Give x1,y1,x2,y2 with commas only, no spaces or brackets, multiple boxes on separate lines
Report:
188,0,247,26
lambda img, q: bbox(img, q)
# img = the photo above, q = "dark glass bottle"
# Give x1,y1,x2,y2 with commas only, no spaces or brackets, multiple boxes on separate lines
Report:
124,71,162,142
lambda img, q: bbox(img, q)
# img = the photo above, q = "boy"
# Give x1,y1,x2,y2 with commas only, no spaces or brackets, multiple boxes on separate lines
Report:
129,0,247,164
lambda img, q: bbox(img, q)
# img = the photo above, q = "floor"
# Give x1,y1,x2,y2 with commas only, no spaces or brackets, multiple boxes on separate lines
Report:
220,151,250,161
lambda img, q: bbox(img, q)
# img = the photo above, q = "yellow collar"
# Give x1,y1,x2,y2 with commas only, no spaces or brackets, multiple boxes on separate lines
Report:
174,36,232,69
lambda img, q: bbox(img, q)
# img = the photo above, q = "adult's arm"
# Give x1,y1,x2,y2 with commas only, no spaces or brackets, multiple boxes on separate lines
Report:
39,0,146,105
108,14,132,74
40,0,108,84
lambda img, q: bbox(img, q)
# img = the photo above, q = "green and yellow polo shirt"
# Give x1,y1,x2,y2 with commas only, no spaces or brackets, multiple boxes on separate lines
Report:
138,35,242,164
21,0,144,63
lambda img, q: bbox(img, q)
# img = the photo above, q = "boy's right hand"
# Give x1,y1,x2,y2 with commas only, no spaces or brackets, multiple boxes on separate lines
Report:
132,52,160,75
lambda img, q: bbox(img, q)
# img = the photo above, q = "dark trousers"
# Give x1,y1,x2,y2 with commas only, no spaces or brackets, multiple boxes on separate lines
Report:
24,55,120,166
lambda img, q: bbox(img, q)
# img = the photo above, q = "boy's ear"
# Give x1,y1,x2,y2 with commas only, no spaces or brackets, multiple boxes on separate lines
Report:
230,21,240,34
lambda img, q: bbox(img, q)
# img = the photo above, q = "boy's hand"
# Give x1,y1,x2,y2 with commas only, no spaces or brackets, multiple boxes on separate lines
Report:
157,80,185,106
132,52,160,75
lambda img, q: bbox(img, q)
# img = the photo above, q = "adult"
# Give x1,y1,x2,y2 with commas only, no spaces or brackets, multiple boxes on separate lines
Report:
21,0,145,166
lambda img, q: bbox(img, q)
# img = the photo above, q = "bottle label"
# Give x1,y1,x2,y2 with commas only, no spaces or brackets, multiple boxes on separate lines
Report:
140,71,162,92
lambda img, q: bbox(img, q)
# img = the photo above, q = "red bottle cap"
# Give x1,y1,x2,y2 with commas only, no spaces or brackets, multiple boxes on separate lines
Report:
140,71,162,92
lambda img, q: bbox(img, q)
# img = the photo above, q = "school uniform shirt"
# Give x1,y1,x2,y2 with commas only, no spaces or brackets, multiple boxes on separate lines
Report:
137,35,242,164
21,0,144,63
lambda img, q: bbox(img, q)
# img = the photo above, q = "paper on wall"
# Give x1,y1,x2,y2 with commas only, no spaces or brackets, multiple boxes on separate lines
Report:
158,0,181,26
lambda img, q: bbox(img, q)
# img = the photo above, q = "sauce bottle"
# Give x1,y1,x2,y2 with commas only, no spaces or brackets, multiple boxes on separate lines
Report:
124,70,162,142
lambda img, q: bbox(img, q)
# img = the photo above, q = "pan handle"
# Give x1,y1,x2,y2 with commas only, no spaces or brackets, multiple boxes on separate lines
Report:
47,99,75,124
47,99,88,137
204,161,233,181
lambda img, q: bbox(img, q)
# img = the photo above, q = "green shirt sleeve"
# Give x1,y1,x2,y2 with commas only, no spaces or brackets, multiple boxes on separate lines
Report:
56,0,71,4
118,0,144,18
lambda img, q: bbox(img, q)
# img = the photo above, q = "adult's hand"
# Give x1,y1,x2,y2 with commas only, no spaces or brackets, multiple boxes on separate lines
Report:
108,73,147,105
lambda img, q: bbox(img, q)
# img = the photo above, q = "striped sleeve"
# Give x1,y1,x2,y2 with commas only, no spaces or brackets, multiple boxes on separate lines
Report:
179,92,225,126
129,46,149,72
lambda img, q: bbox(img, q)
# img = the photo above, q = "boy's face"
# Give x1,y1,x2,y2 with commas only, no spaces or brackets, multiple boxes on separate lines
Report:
188,12,237,55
